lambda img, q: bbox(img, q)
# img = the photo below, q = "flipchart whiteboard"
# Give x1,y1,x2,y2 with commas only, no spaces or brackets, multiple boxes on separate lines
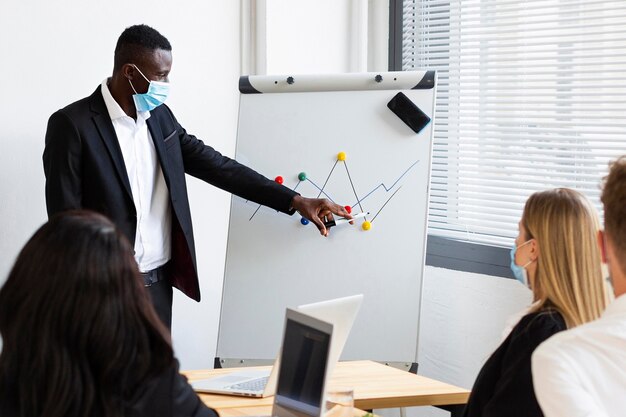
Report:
216,71,436,364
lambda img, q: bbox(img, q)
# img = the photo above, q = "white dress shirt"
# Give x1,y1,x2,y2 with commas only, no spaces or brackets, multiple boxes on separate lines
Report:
101,79,171,272
532,294,626,417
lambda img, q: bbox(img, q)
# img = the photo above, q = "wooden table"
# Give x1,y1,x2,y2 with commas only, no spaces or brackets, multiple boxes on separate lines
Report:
215,405,370,417
184,360,470,416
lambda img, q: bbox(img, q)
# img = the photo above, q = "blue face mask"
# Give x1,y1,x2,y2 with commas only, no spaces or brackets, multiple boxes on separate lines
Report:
128,64,170,112
510,239,533,287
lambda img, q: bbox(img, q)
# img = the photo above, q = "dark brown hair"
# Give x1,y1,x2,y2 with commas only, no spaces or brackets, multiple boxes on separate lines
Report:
602,155,626,275
0,211,174,417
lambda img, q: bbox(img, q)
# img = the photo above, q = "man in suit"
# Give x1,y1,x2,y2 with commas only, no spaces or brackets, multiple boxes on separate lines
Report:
43,24,351,328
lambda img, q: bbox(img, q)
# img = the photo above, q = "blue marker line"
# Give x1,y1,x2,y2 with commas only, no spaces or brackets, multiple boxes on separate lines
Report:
305,178,336,203
351,160,419,207
371,186,402,223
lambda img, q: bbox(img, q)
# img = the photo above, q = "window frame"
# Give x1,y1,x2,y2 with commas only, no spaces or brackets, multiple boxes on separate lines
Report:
389,0,513,279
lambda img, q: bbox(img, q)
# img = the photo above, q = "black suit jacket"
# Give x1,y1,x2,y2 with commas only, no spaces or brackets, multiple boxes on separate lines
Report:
462,309,566,417
43,86,297,301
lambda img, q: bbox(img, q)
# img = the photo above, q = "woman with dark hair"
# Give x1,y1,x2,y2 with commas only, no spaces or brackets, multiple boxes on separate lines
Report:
0,211,218,417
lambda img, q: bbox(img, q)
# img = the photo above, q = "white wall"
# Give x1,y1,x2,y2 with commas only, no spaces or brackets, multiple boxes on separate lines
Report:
418,267,532,389
262,0,387,74
0,0,241,369
265,0,353,74
407,267,531,416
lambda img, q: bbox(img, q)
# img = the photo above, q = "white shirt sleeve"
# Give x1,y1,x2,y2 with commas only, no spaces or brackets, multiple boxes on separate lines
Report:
532,342,608,417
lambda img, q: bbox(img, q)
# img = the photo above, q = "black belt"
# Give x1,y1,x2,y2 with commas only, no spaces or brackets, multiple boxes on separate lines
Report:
140,263,169,287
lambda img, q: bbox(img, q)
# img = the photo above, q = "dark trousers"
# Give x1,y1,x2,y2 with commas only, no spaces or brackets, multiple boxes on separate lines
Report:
147,277,173,330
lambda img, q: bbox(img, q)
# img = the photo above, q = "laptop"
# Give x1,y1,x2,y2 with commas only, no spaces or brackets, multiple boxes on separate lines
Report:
297,294,363,383
272,308,334,417
192,294,363,398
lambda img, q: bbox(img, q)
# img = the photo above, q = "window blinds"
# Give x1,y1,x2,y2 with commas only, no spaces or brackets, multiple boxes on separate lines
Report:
403,0,626,246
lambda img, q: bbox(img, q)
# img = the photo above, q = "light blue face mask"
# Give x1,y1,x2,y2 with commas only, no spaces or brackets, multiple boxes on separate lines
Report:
128,64,170,112
510,239,533,287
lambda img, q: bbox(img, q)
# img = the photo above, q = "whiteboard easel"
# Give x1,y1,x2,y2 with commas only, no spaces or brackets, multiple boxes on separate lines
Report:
216,71,436,365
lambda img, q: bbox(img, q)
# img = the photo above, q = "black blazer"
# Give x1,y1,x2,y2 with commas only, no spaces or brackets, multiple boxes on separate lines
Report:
462,309,566,417
43,86,297,301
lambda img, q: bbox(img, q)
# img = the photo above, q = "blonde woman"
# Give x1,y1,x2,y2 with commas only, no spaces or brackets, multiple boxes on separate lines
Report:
462,188,606,417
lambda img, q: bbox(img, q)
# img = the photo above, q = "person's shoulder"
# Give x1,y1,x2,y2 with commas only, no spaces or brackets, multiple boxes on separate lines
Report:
148,104,183,136
517,309,566,333
150,103,177,123
51,86,101,120
531,322,585,374
510,309,566,343
538,313,617,353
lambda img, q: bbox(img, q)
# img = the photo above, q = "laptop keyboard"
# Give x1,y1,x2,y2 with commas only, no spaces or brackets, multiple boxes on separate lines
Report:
229,376,269,392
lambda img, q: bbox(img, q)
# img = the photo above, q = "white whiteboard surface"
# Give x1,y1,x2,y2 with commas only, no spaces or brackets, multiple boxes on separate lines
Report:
217,71,436,363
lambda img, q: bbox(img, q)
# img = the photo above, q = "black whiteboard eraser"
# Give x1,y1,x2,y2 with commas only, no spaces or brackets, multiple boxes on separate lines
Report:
387,92,431,134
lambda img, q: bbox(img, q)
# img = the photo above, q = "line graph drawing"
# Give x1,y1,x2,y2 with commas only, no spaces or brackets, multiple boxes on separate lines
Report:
246,152,419,231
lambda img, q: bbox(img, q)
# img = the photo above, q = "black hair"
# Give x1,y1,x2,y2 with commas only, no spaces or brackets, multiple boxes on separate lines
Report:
0,210,174,417
114,24,172,71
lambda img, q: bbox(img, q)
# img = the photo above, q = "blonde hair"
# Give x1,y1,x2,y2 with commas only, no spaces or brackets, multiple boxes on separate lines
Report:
524,188,606,328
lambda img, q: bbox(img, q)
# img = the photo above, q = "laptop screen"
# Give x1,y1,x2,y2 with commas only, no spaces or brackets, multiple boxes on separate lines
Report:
275,316,332,416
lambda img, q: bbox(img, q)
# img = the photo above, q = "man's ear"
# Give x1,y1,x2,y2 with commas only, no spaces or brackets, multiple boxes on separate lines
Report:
598,230,608,263
121,63,135,80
